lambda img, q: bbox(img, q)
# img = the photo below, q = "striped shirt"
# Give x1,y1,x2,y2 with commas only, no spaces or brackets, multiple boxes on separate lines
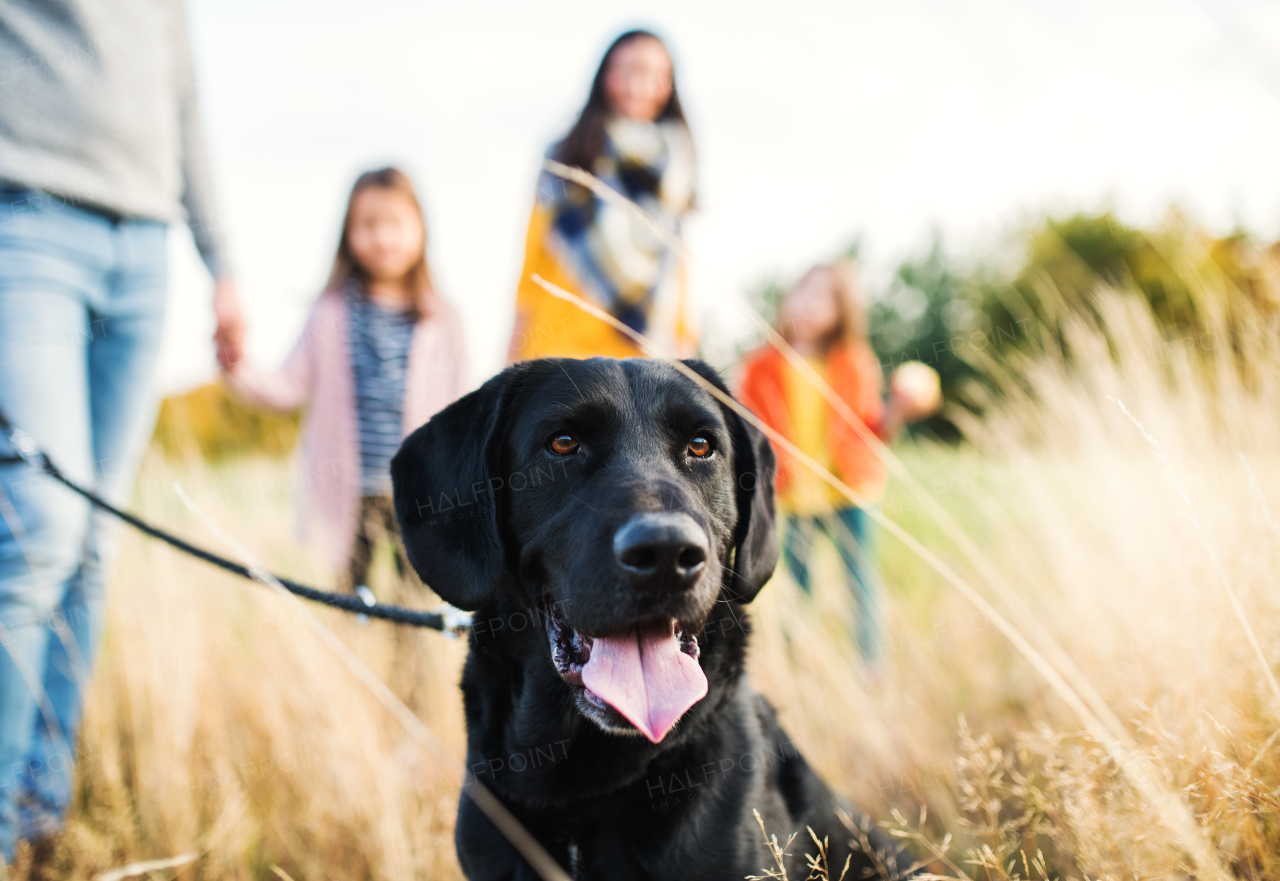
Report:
347,288,416,494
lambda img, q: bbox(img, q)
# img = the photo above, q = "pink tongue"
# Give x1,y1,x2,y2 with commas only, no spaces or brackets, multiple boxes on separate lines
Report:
580,621,708,743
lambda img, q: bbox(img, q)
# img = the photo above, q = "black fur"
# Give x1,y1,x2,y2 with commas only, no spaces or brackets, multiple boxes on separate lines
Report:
392,358,916,880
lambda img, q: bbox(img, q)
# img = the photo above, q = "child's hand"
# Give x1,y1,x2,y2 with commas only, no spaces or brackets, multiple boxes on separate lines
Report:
214,278,247,369
888,361,942,422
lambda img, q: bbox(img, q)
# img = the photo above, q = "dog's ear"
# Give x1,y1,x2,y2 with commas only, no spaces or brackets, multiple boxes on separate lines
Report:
682,360,779,603
392,370,513,610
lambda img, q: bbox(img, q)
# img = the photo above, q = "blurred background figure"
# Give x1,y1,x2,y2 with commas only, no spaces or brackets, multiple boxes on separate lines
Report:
223,168,466,600
738,261,941,662
0,0,242,863
508,29,696,362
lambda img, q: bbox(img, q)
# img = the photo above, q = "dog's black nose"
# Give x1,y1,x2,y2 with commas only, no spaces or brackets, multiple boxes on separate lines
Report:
613,512,708,591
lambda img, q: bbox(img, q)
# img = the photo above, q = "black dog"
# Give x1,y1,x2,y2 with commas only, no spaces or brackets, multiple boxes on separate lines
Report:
392,357,915,880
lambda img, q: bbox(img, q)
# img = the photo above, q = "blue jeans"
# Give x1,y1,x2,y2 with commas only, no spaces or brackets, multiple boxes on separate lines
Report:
781,506,882,660
0,185,168,858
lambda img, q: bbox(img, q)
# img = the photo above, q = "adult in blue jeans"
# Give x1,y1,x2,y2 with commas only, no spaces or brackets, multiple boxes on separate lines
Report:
0,1,244,863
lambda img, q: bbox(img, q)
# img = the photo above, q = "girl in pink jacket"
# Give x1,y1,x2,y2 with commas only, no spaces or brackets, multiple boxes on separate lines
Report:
224,168,467,592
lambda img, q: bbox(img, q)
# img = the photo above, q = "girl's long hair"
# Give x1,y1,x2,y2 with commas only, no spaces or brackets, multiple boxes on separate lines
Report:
555,30,689,171
780,260,870,354
328,167,437,318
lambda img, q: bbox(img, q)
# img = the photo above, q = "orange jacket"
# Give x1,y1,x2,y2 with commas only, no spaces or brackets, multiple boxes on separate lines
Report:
737,343,888,501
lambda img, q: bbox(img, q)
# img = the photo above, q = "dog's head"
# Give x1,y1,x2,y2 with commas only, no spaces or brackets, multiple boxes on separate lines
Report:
391,357,777,743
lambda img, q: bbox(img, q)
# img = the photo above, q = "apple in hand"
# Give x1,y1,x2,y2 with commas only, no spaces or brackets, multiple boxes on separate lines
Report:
888,361,942,422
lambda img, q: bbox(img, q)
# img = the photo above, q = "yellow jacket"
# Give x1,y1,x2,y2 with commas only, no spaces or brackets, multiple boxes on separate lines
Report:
511,204,693,361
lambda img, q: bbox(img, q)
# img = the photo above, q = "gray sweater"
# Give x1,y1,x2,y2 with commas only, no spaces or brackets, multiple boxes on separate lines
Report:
0,0,228,277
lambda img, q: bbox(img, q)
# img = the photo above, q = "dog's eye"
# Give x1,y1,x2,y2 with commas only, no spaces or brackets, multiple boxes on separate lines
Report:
548,434,580,455
687,436,712,458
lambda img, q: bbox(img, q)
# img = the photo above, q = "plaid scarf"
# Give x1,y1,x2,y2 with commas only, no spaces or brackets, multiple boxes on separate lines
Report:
539,118,694,339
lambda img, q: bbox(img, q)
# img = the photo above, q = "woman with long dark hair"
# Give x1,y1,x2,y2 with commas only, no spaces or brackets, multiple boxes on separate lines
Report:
508,30,696,361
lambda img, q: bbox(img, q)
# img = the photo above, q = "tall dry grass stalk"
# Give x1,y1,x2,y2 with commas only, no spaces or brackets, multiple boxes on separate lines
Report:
15,267,1280,878
14,457,471,879
745,281,1280,877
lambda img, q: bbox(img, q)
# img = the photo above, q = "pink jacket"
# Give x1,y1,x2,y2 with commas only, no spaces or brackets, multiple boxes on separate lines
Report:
225,290,468,570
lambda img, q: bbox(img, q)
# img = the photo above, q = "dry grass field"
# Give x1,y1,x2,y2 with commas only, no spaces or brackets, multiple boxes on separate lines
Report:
12,288,1280,879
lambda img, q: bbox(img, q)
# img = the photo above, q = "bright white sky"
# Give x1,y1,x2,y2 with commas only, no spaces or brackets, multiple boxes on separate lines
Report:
158,0,1280,393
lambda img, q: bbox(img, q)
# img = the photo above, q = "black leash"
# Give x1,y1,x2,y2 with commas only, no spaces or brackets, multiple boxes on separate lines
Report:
0,409,470,635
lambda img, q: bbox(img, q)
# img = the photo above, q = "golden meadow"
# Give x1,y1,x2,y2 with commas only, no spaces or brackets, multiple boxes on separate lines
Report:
16,212,1280,879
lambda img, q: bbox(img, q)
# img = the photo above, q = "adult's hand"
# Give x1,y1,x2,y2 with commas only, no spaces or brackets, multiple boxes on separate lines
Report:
213,278,246,369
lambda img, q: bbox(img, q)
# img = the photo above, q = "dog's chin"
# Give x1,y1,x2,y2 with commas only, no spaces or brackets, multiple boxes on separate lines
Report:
544,602,702,738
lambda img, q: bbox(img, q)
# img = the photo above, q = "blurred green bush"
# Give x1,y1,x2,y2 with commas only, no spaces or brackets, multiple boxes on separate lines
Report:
877,211,1279,376
750,209,1280,439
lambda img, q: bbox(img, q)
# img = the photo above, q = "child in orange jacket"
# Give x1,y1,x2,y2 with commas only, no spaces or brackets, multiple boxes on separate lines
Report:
738,262,939,660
